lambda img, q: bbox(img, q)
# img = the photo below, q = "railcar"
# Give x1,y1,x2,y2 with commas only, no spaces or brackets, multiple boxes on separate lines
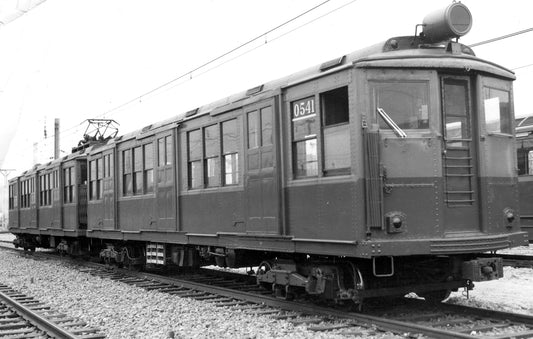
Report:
8,2,528,305
516,116,533,240
9,152,87,251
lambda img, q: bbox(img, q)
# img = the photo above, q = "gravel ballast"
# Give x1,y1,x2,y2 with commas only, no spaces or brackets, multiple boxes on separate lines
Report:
1,233,532,338
0,250,386,339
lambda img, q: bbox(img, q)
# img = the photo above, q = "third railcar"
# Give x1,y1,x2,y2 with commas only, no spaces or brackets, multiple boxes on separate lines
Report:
8,2,528,305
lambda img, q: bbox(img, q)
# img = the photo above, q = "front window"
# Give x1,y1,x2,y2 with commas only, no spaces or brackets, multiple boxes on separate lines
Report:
371,81,429,130
484,87,511,134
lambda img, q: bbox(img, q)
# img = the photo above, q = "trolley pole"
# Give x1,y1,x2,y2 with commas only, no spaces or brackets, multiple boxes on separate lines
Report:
0,169,15,230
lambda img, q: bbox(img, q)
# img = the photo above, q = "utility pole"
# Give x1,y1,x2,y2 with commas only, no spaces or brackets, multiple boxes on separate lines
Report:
54,118,60,159
0,169,15,230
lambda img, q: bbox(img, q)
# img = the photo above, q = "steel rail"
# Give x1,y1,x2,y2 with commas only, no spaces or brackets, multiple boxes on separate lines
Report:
0,289,82,339
411,299,533,326
499,253,533,268
3,245,533,338
131,269,477,339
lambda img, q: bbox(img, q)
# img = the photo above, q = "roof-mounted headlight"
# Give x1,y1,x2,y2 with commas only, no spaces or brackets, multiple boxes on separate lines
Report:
421,2,472,44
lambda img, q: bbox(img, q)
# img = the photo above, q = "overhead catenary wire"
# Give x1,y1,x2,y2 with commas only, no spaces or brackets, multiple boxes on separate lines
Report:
98,0,334,119
37,0,352,142
469,27,533,48
117,0,360,112
35,7,533,145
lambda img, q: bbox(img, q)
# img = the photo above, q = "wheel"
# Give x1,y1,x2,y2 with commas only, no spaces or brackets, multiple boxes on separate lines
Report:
339,262,364,310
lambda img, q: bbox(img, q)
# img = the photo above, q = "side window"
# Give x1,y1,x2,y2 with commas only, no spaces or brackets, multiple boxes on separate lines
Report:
63,168,74,203
53,170,58,202
144,143,154,193
48,173,52,204
526,151,533,175
122,150,132,196
188,118,242,189
8,184,12,210
158,136,173,167
484,87,511,134
42,174,47,206
96,159,103,199
30,178,35,205
204,124,220,188
104,154,112,178
21,181,25,208
322,87,350,174
133,147,143,195
247,111,259,149
89,160,97,200
39,174,45,206
292,96,318,178
222,119,239,185
248,108,272,149
188,129,202,189
261,107,273,146
158,138,165,167
120,145,154,197
157,135,173,186
23,180,28,208
9,184,18,210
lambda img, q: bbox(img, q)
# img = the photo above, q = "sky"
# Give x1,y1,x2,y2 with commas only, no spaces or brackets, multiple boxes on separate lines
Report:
0,0,532,212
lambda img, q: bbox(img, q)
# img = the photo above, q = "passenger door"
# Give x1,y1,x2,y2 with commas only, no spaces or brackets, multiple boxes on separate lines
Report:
244,100,280,234
440,76,480,233
102,152,115,229
156,133,176,230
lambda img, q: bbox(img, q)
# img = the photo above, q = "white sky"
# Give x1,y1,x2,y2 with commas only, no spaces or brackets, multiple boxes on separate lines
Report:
0,0,532,186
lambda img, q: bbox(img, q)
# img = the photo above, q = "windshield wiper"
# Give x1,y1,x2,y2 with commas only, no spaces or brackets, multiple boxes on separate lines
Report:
377,107,407,138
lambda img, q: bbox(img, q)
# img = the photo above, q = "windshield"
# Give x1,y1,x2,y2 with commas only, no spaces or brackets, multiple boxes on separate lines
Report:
371,81,430,130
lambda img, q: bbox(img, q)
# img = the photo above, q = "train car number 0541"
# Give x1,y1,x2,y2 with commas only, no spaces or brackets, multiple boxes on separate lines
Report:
292,97,316,120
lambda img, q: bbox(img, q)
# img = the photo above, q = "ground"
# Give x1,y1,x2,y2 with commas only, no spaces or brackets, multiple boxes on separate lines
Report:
1,232,532,316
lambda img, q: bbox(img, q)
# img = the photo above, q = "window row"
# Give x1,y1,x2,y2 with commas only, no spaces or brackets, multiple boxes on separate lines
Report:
370,81,512,136
8,184,18,210
89,154,112,200
13,167,79,208
63,167,75,204
121,143,154,197
20,178,35,208
39,171,58,206
119,136,171,197
187,118,240,189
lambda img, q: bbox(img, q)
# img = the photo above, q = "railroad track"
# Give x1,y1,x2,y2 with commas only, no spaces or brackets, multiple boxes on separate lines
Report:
3,243,533,338
0,284,105,339
499,253,533,268
79,263,533,339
